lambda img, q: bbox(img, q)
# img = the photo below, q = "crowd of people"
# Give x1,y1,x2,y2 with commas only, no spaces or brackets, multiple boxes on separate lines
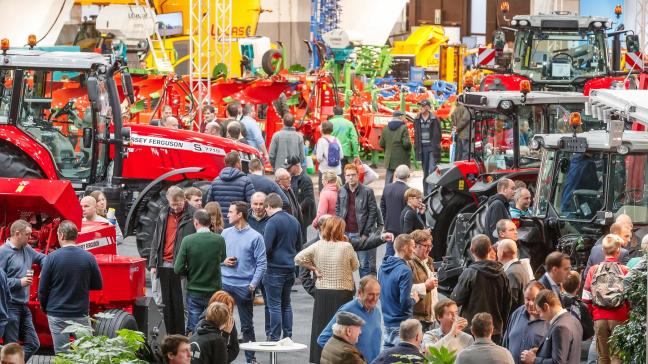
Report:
0,100,645,364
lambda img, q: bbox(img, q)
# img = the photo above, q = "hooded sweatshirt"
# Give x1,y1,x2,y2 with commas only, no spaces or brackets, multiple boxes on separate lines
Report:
450,260,512,336
189,320,238,364
378,255,415,327
207,167,256,218
484,193,511,241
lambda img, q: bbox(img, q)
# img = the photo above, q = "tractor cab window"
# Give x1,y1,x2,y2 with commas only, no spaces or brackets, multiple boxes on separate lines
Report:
533,149,556,217
0,70,13,124
551,150,607,220
512,30,607,82
609,153,648,225
548,103,606,133
15,69,101,182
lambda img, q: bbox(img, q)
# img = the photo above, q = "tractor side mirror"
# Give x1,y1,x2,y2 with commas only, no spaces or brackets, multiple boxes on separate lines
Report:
87,77,99,108
82,127,93,148
121,72,135,104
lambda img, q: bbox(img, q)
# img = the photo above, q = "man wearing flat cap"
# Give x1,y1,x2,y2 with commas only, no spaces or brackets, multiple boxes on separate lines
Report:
321,311,368,364
380,110,412,186
414,99,442,194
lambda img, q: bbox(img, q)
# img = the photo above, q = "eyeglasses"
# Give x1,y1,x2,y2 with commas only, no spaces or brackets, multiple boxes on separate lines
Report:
416,243,432,249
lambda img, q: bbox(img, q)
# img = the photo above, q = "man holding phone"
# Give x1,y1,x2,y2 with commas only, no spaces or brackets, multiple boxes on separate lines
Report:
221,201,267,364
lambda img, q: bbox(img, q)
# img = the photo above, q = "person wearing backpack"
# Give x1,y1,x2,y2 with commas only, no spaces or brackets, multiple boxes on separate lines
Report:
316,121,344,192
581,234,630,364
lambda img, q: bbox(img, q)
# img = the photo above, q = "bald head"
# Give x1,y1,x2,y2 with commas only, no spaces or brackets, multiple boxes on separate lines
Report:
497,239,517,263
615,214,633,230
80,196,98,220
610,222,632,247
162,116,179,129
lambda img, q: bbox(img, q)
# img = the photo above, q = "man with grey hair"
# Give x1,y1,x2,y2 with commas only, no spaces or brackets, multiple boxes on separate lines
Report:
161,115,180,129
39,220,102,353
0,220,45,360
321,311,367,364
497,238,529,311
275,168,301,221
510,187,532,218
247,159,289,208
496,219,518,242
204,121,221,136
371,319,424,363
381,164,410,256
149,186,197,335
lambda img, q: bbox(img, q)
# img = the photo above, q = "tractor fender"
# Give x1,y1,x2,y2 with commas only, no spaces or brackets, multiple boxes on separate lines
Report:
124,167,205,237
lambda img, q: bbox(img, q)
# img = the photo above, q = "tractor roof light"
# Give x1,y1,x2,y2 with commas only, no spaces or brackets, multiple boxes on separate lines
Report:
500,1,510,13
1,38,9,54
27,34,37,49
614,4,623,17
569,112,582,129
520,80,531,94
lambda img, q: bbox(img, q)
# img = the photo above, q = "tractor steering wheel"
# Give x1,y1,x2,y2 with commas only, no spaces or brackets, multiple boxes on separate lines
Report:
552,52,574,65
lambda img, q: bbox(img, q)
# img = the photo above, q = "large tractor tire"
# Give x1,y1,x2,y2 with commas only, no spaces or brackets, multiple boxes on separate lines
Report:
0,142,46,179
94,309,138,338
134,180,211,260
261,49,284,75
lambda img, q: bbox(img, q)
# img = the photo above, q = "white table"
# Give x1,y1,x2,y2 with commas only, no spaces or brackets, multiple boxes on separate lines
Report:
239,341,308,364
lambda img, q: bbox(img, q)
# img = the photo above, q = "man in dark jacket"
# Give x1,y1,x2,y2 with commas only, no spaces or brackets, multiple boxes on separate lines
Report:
262,193,302,341
450,234,512,345
496,239,530,312
275,168,303,223
149,186,197,335
484,178,516,241
378,234,420,348
372,319,424,364
337,163,383,277
380,110,412,186
39,221,103,353
414,100,442,194
520,290,582,364
206,152,256,223
287,155,316,243
380,165,410,256
247,158,289,207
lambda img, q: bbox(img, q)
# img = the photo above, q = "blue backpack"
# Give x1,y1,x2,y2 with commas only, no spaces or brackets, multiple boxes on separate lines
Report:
324,137,341,167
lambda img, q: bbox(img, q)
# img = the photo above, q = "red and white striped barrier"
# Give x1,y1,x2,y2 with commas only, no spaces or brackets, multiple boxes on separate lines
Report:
477,47,496,66
625,51,644,71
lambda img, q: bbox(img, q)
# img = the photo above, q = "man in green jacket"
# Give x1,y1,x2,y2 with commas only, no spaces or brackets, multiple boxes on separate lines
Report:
380,111,412,186
174,209,227,334
330,107,360,175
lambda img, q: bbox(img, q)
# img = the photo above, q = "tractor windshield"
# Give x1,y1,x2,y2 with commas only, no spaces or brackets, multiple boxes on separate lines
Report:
512,29,608,82
10,69,110,183
609,153,648,225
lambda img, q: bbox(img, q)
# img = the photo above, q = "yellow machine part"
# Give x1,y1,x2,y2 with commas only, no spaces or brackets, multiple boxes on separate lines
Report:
391,25,448,67
439,44,467,90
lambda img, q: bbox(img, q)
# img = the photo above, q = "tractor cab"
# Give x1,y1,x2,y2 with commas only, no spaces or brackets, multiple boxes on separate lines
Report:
480,12,623,93
0,46,131,188
425,89,593,260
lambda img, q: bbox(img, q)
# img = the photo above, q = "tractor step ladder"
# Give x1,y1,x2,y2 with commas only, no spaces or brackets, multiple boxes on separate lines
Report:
134,0,174,73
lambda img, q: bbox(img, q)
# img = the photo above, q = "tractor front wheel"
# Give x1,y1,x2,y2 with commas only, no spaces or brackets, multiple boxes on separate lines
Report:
0,142,46,179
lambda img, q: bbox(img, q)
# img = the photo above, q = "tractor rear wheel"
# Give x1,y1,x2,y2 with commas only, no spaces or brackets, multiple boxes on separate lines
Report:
0,142,46,179
94,309,138,338
134,180,211,259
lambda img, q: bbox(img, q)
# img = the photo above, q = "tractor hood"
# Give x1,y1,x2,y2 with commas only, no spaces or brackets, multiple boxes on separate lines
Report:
427,161,479,193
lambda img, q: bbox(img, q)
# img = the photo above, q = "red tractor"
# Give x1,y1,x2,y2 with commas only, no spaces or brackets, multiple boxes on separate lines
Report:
0,43,261,260
425,90,604,261
478,12,627,95
0,178,163,358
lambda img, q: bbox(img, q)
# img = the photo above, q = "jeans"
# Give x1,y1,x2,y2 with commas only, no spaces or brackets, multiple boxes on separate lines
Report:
262,270,295,341
47,315,90,353
421,149,438,195
384,169,394,187
383,326,400,348
348,233,376,277
4,303,39,360
223,284,256,363
186,292,211,334
587,337,598,364
455,139,470,161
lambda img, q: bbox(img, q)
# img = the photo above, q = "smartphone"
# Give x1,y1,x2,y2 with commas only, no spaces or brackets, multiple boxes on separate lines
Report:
26,269,34,278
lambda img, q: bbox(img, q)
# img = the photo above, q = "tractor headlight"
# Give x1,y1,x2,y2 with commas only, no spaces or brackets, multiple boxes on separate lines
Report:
617,144,629,155
499,100,513,111
519,20,529,26
529,138,541,151
511,20,518,26
593,21,602,28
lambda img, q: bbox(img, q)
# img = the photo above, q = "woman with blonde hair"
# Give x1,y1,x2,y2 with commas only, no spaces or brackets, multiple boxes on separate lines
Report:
89,190,124,244
204,201,225,233
295,216,358,363
189,302,236,364
313,171,340,228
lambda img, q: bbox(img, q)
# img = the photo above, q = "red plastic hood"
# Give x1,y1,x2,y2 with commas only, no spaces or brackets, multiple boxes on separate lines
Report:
0,178,82,227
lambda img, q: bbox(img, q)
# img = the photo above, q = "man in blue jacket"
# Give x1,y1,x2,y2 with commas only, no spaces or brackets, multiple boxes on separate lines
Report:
247,158,289,207
206,151,256,223
317,275,383,363
262,193,302,341
378,233,420,348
